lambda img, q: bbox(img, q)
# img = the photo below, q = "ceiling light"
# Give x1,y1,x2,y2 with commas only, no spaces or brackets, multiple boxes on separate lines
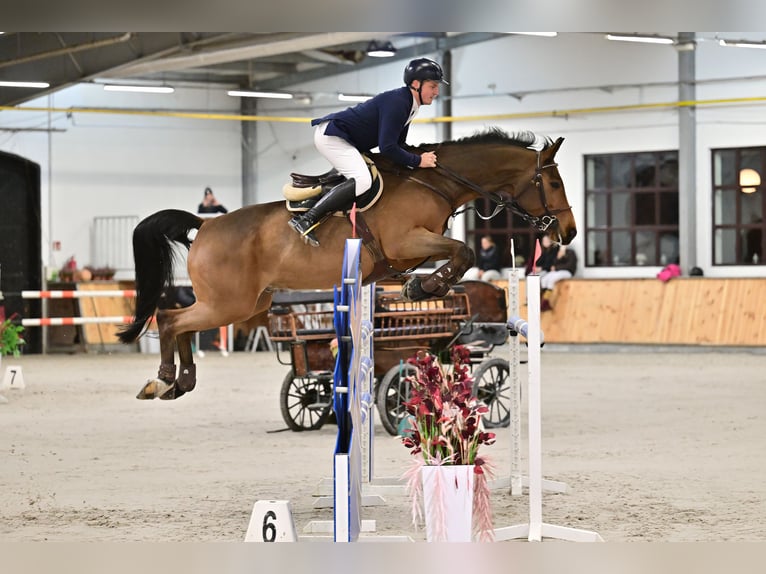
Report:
366,40,396,58
739,168,761,194
719,39,766,50
511,32,558,37
227,90,293,99
338,93,373,103
103,84,174,94
606,34,674,45
0,80,50,88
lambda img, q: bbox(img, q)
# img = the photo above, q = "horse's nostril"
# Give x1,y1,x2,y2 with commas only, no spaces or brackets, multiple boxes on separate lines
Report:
566,228,577,244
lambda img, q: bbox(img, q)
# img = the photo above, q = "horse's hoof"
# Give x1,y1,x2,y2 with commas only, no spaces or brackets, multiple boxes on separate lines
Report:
159,387,186,400
136,378,174,400
401,277,428,302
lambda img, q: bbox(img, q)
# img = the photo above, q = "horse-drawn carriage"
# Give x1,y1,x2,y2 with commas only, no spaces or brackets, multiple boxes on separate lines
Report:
267,279,511,434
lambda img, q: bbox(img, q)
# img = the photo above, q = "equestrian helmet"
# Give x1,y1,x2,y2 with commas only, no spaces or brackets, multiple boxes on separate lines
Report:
404,58,449,86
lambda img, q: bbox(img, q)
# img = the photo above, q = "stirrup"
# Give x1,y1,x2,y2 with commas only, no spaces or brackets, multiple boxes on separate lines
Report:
288,216,320,247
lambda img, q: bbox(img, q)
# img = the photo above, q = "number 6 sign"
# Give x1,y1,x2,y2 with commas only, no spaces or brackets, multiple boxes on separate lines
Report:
245,500,297,542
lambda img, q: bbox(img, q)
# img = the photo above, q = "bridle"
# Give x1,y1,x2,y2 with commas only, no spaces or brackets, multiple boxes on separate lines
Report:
433,149,572,232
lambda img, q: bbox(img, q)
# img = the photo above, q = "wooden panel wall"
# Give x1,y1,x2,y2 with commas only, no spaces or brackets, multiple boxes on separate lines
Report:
492,278,766,346
76,282,135,345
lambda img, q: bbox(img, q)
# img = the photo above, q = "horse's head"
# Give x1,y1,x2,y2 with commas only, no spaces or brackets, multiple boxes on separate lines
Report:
435,130,577,245
500,136,576,245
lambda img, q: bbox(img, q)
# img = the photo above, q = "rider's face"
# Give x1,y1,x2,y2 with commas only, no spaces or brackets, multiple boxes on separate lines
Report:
414,80,440,105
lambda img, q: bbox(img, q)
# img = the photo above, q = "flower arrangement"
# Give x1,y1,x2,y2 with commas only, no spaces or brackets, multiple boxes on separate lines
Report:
400,346,496,541
0,315,25,357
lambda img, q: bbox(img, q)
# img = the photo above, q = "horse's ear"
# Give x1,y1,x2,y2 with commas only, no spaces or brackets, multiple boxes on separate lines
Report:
540,137,564,161
546,137,564,158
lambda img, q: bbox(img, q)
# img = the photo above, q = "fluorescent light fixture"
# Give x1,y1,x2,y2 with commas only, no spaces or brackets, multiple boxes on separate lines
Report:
0,80,50,88
103,84,174,94
366,40,396,58
719,38,766,50
511,32,558,37
338,93,373,103
227,90,293,99
606,34,674,45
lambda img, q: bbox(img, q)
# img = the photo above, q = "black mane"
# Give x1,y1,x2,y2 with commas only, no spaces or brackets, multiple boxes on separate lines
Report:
448,128,553,149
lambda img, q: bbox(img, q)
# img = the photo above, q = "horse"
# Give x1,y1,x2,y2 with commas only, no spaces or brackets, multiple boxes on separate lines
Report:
117,128,576,400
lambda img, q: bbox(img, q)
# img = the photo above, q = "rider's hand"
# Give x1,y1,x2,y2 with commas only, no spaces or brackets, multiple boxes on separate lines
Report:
419,151,437,168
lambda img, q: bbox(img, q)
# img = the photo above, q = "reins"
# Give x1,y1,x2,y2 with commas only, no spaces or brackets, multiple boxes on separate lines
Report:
434,149,571,232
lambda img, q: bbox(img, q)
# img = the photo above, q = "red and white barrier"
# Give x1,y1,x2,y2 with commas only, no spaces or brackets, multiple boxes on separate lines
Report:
22,316,134,327
22,290,136,299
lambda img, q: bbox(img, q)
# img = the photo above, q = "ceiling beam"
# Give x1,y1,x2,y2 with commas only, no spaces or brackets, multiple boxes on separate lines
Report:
104,32,380,77
255,33,507,90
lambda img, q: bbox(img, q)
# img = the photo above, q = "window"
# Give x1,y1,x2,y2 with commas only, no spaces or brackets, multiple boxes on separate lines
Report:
711,146,765,265
584,151,679,267
467,201,539,271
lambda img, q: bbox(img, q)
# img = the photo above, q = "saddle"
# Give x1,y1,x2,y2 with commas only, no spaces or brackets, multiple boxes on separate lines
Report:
283,155,384,213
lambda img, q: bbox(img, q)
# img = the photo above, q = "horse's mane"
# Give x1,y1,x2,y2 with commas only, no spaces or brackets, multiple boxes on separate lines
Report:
407,128,553,154
447,128,554,150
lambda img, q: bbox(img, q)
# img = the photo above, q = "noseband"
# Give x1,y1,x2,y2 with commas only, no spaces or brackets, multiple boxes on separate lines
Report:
435,149,571,232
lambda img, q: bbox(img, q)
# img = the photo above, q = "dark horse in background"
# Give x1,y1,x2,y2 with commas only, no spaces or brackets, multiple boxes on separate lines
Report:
118,129,576,400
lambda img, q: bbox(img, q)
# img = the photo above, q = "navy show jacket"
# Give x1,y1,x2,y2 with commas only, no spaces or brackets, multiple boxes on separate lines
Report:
311,86,421,168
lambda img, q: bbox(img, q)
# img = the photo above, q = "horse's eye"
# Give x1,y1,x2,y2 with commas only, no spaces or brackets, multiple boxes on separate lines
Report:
550,181,561,190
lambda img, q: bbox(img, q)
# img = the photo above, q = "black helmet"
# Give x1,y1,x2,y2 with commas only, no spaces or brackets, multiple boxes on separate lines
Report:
403,58,448,86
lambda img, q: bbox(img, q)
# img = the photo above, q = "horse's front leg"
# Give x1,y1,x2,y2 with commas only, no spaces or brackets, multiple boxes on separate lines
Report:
390,229,475,301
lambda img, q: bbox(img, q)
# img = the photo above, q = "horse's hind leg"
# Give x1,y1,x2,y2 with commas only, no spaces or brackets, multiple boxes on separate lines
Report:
170,332,196,398
136,308,179,400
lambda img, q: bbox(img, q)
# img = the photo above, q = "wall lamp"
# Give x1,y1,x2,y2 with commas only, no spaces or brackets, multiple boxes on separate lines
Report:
366,40,396,58
739,168,761,194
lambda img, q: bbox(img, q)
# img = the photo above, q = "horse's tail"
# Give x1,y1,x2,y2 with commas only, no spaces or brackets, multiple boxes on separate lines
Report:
117,209,204,343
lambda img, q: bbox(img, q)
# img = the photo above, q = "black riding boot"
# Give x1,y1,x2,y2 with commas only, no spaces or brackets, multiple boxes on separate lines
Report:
288,178,357,247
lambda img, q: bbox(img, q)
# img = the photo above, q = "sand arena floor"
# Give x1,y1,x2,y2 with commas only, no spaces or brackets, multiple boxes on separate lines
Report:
1,347,764,542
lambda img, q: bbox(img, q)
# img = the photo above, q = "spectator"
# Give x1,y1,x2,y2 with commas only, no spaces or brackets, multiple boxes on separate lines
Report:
528,232,558,276
463,235,502,282
198,187,228,215
540,244,578,311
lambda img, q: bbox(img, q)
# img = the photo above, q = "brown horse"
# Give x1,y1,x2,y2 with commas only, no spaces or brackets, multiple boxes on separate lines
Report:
118,128,575,400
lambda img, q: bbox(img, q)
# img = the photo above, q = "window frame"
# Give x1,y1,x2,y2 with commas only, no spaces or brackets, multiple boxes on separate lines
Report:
584,149,679,268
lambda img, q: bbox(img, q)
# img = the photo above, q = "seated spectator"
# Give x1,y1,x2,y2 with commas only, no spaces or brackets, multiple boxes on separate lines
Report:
540,243,578,311
462,235,502,282
527,232,558,276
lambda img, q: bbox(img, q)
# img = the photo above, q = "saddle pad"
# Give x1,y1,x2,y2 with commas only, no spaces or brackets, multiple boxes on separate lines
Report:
284,170,384,214
283,156,380,201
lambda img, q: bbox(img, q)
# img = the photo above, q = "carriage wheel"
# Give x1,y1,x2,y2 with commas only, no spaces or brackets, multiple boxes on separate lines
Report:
471,358,511,428
376,363,418,436
279,370,333,432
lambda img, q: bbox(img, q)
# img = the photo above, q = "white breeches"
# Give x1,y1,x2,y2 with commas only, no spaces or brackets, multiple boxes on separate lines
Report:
540,269,572,290
314,121,372,196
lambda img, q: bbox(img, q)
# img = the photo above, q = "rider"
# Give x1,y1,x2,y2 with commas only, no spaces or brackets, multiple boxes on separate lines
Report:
288,57,447,246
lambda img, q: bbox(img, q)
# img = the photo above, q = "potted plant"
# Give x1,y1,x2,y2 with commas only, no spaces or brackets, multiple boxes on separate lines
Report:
0,315,25,359
400,346,496,542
